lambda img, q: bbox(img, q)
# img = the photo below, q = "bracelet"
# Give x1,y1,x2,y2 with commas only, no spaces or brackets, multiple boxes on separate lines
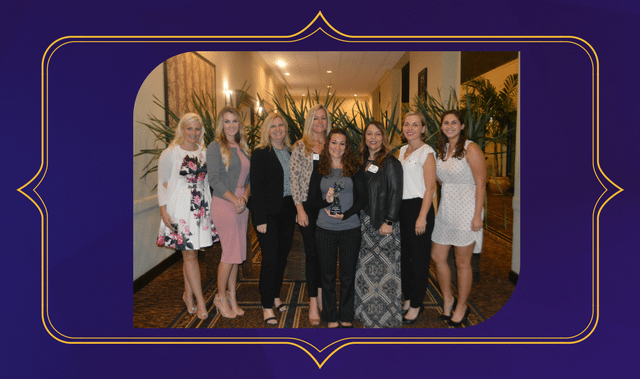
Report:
240,196,248,203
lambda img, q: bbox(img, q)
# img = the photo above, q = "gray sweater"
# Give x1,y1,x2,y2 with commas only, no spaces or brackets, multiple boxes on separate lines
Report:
206,141,250,199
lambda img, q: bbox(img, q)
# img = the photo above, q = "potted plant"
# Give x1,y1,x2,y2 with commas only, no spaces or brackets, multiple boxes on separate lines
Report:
462,74,518,194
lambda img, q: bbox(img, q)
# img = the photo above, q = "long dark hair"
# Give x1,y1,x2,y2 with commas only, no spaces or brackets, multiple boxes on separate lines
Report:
318,129,360,177
437,110,467,161
359,121,391,167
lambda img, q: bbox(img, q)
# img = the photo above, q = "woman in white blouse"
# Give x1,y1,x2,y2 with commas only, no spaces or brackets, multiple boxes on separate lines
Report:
397,112,437,324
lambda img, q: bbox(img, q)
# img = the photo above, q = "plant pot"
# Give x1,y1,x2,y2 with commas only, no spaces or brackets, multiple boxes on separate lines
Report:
488,176,510,194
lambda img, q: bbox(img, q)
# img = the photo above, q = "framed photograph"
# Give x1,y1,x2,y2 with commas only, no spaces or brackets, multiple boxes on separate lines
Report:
418,67,427,100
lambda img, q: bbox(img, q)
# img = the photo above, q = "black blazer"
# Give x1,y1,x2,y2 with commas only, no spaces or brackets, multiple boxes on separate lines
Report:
248,146,288,226
361,156,403,230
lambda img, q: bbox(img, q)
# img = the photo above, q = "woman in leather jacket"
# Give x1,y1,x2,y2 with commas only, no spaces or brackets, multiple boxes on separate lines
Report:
354,121,404,328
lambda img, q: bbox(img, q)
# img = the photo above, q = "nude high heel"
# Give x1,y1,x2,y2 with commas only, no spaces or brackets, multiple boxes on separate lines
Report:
226,290,244,317
214,295,237,319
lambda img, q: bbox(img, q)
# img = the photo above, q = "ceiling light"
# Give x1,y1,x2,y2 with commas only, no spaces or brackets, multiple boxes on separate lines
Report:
327,85,332,88
327,70,332,73
285,72,290,76
276,59,287,68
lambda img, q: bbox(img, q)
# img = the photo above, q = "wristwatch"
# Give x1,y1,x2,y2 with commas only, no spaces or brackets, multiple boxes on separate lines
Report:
385,220,393,226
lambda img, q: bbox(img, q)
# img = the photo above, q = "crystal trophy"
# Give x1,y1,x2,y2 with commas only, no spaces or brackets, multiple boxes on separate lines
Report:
329,181,345,215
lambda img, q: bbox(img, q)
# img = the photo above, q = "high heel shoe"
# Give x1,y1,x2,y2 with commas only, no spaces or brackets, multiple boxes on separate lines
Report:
438,298,458,321
402,305,424,325
262,308,278,326
214,295,237,319
197,307,209,321
182,292,197,315
274,298,288,312
447,306,470,327
226,290,244,317
401,300,410,316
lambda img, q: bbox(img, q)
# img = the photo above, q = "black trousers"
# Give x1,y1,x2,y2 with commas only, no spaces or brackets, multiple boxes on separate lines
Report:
256,196,296,308
299,202,322,297
316,226,361,323
400,198,435,308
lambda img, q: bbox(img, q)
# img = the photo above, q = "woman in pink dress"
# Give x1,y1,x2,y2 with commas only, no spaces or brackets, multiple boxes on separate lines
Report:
207,107,251,319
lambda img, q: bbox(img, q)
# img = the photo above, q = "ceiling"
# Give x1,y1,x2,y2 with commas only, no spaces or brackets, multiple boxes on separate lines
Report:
258,51,406,99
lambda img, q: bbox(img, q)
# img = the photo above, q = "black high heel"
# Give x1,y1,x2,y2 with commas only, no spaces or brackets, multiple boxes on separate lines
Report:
438,298,458,321
402,305,424,325
447,306,470,327
401,300,410,316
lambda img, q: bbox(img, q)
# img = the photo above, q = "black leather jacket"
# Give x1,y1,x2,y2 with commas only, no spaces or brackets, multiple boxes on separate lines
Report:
361,156,403,230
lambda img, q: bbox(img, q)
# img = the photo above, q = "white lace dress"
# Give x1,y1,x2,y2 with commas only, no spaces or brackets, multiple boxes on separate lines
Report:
432,140,483,254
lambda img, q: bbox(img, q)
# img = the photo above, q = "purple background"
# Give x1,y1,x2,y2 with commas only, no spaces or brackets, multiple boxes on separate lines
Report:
3,0,638,377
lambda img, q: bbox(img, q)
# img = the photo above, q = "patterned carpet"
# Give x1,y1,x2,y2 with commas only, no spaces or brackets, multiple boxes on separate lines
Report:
133,193,514,329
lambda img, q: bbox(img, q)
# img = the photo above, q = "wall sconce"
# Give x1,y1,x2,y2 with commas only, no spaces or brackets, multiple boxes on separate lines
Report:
223,89,233,106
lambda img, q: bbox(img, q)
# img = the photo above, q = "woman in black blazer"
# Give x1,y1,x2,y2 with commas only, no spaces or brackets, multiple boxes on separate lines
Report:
249,113,297,326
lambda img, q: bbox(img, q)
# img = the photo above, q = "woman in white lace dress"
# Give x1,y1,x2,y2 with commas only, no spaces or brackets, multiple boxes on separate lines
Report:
431,110,485,327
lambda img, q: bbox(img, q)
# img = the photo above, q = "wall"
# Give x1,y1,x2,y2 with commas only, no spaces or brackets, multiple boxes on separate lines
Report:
378,68,402,123
133,52,285,281
372,51,461,128
133,64,169,280
197,51,284,114
467,58,518,90
409,51,460,107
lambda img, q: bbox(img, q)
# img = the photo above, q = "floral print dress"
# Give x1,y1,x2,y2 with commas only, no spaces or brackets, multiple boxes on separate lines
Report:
157,145,218,250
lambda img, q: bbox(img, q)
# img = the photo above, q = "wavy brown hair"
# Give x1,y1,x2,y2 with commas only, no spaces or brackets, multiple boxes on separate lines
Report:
359,121,391,167
437,110,467,161
318,129,360,177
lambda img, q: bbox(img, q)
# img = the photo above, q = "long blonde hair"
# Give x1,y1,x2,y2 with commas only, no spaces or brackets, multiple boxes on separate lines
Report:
301,104,331,152
215,106,250,171
257,112,291,150
170,113,204,147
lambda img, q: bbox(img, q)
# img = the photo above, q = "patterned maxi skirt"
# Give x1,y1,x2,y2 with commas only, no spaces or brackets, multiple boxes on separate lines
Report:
354,211,402,328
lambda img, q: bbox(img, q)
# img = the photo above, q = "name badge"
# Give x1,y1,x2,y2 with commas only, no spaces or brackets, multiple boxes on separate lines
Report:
367,164,379,173
313,153,320,161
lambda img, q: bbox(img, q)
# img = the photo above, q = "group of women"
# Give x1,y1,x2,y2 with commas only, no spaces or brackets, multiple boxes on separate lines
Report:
156,104,485,328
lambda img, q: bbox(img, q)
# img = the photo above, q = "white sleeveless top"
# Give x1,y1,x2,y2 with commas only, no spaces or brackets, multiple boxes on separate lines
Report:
399,144,435,199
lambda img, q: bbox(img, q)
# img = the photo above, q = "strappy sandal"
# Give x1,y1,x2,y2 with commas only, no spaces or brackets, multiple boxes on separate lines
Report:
214,295,237,319
263,308,278,326
226,290,245,317
274,299,288,312
182,292,197,315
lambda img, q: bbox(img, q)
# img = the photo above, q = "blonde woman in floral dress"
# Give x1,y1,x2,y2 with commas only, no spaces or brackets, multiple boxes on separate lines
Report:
157,113,218,320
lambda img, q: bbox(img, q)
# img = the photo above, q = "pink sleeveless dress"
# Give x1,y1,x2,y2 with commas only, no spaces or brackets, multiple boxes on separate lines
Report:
210,146,250,264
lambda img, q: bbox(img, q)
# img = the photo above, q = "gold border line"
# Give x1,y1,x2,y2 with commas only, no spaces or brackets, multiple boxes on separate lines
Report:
27,10,619,367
